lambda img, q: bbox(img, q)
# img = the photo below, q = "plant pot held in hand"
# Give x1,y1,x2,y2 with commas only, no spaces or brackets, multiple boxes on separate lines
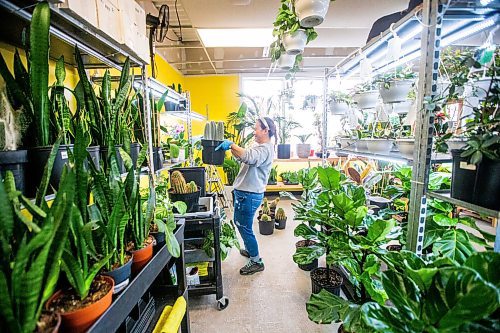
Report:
46,275,114,333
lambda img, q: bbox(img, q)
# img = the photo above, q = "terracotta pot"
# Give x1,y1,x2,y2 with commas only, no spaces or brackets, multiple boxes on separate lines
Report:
132,241,154,274
46,276,114,333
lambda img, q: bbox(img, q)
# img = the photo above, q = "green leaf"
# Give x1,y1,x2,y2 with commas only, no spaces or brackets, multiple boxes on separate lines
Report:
432,229,474,264
366,219,396,243
293,223,318,240
317,167,340,190
432,214,457,227
464,252,500,287
292,245,325,265
173,201,187,215
345,206,368,227
306,289,349,324
381,270,421,321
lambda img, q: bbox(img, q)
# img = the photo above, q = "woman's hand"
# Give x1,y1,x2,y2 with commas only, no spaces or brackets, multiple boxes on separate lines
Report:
215,139,233,151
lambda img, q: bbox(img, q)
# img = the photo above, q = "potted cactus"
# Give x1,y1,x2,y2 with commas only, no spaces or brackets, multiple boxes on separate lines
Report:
275,207,287,229
169,170,201,213
258,214,274,235
258,197,273,219
170,143,180,163
202,121,225,165
269,197,280,215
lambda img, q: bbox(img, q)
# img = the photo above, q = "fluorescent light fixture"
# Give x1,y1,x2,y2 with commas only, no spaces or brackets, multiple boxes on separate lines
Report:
197,28,274,47
441,16,497,47
163,111,206,122
133,79,184,104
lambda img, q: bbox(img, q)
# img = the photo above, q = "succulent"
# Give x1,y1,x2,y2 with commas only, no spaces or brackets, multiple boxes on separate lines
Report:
170,143,180,159
262,199,270,215
260,214,272,222
275,207,286,221
170,170,188,194
269,198,280,209
186,180,198,193
203,121,225,141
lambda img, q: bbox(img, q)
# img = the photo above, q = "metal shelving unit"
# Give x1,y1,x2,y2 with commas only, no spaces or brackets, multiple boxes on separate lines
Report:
321,0,500,253
331,147,451,165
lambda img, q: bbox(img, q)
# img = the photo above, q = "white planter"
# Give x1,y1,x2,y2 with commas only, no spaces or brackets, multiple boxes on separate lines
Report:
179,148,186,161
283,29,307,55
447,138,467,152
329,100,350,115
295,0,331,27
396,139,415,159
364,139,394,153
337,137,355,149
387,101,413,114
356,140,368,151
171,157,180,163
473,77,493,101
379,79,414,104
277,53,296,70
352,90,379,109
296,143,311,158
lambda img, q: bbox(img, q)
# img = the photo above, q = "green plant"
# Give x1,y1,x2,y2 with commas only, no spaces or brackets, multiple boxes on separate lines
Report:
296,133,312,144
202,209,240,261
0,146,73,333
375,66,417,89
268,165,278,184
439,47,476,100
225,93,261,148
170,143,180,159
260,214,272,222
353,81,378,94
0,81,21,150
272,0,318,46
203,121,225,141
170,170,198,194
329,91,353,105
302,94,318,109
281,170,299,184
275,207,286,220
274,115,301,144
223,157,240,185
261,198,271,215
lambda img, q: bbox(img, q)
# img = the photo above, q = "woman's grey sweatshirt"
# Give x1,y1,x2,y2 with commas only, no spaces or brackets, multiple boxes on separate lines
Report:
233,142,275,193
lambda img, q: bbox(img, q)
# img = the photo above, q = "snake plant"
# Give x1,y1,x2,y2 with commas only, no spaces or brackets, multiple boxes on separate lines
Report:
0,142,73,333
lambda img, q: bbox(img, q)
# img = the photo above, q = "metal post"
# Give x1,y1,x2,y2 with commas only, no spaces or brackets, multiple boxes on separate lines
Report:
185,92,194,166
322,68,329,165
142,68,155,178
406,0,443,251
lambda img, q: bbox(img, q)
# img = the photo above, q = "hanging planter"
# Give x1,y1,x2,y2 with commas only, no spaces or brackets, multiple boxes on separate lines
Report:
355,139,368,151
337,137,355,149
472,77,494,100
446,137,467,152
379,79,414,104
277,53,296,70
352,90,379,109
387,100,413,114
329,100,350,115
396,138,414,159
294,0,331,27
364,138,394,153
283,29,308,55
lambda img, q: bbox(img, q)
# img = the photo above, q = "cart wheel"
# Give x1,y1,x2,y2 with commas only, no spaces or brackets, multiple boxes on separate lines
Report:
216,297,229,310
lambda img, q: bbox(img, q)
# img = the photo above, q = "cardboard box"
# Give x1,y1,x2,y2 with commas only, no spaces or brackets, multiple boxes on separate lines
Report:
119,0,147,50
136,33,150,64
96,0,123,43
59,0,98,28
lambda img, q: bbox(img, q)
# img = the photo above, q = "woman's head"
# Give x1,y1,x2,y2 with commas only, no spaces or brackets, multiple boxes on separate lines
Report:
255,117,276,144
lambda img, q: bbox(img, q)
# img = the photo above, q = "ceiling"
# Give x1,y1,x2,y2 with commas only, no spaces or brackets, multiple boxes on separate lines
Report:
145,0,409,76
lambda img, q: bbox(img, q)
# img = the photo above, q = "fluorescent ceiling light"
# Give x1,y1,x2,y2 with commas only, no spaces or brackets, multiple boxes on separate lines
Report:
197,28,274,47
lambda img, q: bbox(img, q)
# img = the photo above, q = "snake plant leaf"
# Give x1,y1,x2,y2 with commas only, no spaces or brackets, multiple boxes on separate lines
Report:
118,57,130,91
61,250,86,299
13,49,31,102
0,270,18,333
30,0,50,146
155,89,170,112
0,52,31,114
35,135,62,208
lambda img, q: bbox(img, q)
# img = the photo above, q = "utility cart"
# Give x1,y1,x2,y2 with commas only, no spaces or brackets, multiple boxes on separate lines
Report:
175,195,229,310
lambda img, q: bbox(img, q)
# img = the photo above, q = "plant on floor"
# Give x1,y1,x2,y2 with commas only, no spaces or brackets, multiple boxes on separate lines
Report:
261,198,271,215
223,157,241,185
269,197,280,210
360,251,500,332
259,214,272,222
275,207,286,221
0,148,73,333
267,165,278,184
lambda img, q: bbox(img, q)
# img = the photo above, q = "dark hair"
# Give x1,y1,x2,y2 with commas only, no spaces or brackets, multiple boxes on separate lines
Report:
258,117,276,139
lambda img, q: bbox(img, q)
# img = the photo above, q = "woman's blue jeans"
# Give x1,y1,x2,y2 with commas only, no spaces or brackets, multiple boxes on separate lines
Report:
233,189,264,261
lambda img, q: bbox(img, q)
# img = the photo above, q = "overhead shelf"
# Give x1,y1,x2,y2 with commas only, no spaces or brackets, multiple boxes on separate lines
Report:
0,0,145,69
330,147,451,165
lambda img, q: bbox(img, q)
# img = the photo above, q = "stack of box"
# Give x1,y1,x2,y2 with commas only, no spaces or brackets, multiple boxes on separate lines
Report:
95,0,122,45
59,0,99,28
118,0,150,63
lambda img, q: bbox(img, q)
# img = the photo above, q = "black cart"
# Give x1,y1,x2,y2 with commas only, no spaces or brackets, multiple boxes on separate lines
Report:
177,201,229,310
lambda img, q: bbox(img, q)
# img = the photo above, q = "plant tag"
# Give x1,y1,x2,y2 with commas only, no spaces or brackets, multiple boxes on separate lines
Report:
460,161,476,171
61,150,68,160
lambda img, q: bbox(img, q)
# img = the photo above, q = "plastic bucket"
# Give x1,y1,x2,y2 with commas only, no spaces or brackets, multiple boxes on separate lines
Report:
201,139,224,165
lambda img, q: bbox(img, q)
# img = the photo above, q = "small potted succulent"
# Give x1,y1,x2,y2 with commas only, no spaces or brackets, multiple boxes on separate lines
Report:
272,0,318,55
169,170,201,213
275,207,287,229
170,143,180,163
329,91,352,115
267,165,278,185
296,133,312,158
351,81,380,109
294,0,332,27
258,213,274,235
376,66,417,104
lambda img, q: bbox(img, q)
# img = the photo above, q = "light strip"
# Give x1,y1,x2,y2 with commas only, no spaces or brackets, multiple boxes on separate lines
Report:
162,111,206,122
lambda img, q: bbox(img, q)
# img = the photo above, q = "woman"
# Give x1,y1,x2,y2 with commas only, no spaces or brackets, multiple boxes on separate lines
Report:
216,117,276,275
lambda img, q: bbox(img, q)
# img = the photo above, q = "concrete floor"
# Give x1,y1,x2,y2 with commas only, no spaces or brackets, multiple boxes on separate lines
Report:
188,198,339,333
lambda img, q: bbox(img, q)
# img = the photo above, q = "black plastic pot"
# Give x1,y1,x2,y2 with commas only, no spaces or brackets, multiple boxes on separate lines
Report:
277,144,291,159
153,146,164,171
258,220,274,235
295,240,319,271
169,188,200,213
369,196,392,215
101,145,125,174
201,139,224,165
103,257,133,294
311,267,343,296
0,150,27,194
129,142,141,168
150,231,166,249
86,146,100,170
275,218,287,230
451,149,500,210
315,151,331,158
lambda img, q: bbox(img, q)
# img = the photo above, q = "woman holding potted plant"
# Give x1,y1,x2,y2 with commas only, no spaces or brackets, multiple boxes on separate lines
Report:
215,117,277,275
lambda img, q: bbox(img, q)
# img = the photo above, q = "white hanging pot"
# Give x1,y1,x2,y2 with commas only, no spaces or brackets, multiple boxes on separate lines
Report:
283,29,307,55
352,90,379,109
396,138,415,159
356,139,368,151
387,101,413,115
277,53,296,70
379,79,414,104
364,139,394,153
294,0,331,27
473,77,493,101
329,100,349,115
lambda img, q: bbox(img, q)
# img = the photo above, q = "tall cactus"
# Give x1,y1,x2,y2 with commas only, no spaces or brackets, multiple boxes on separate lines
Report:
269,198,280,210
171,170,188,194
203,121,225,141
215,121,224,141
262,199,270,215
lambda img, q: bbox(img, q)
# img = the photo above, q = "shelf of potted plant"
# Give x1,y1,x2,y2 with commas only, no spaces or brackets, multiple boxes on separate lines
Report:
376,66,417,104
328,91,352,115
